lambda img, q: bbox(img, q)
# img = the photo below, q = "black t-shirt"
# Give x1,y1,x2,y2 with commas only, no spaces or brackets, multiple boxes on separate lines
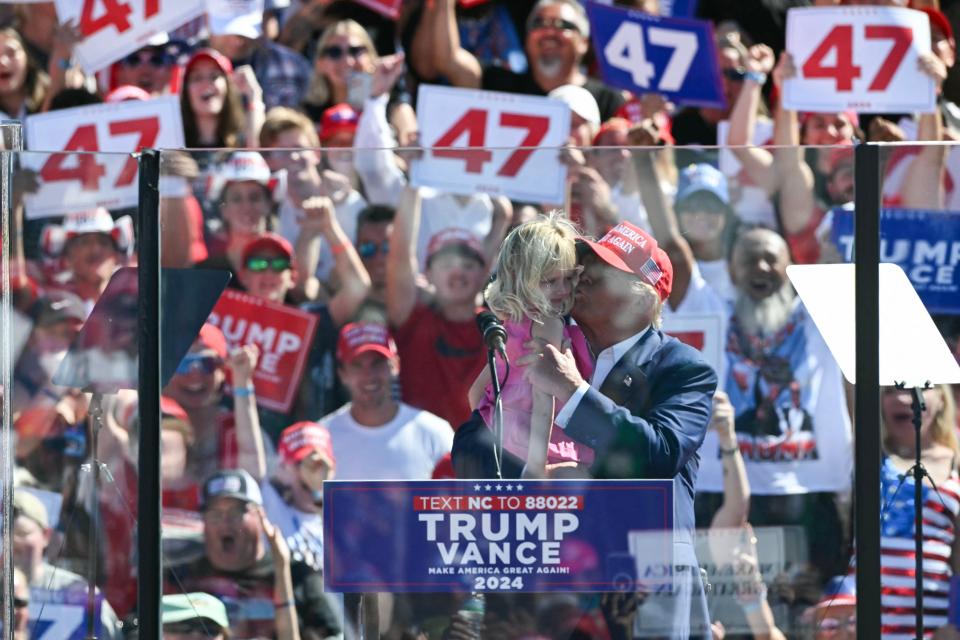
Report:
670,107,721,167
481,66,625,122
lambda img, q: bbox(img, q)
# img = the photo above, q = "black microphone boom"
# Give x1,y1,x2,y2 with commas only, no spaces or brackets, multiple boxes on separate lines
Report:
476,310,508,360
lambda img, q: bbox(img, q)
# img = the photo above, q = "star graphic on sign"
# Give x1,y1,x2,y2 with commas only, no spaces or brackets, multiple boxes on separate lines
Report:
474,484,481,491
496,484,503,491
485,484,492,491
516,484,523,491
506,484,513,491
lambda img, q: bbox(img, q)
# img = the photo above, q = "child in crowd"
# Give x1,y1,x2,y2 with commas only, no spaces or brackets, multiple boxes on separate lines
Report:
478,213,594,477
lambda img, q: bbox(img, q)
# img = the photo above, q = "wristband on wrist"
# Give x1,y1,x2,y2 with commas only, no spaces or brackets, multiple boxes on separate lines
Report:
744,71,768,85
720,445,740,456
233,385,255,398
330,242,347,255
274,600,295,608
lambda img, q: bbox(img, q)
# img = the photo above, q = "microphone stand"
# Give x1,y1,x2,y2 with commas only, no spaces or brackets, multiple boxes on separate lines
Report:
895,380,932,640
85,390,105,640
486,347,504,480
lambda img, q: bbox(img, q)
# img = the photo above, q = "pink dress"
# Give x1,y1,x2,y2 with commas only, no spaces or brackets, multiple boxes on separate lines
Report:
477,318,595,465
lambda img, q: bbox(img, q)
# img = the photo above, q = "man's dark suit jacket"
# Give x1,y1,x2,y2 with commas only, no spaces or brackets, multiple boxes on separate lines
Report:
452,327,718,584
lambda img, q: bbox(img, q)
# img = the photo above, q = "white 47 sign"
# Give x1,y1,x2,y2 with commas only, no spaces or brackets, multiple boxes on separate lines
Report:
24,96,184,219
411,86,570,204
784,6,935,113
55,0,204,72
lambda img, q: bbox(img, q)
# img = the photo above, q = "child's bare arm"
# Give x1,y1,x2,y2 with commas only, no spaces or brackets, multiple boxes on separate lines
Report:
525,317,566,477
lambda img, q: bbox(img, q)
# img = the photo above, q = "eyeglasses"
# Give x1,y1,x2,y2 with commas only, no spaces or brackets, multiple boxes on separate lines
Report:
175,353,222,376
203,504,252,525
1,597,28,610
723,68,747,82
163,619,223,637
321,45,368,60
246,256,291,273
120,51,172,67
357,241,389,259
530,16,581,33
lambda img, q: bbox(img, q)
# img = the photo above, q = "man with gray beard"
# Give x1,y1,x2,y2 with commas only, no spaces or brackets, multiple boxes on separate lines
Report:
425,0,625,121
696,228,853,590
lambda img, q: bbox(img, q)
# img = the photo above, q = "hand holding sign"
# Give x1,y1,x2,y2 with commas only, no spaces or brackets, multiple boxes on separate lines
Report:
783,6,935,113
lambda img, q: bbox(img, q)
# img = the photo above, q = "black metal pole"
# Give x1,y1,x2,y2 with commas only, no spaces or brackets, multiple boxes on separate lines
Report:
854,142,882,640
912,386,926,638
136,149,161,640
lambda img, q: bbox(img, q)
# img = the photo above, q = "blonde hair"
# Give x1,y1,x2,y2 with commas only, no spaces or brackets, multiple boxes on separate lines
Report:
260,106,320,148
882,384,959,458
303,20,378,107
485,212,579,323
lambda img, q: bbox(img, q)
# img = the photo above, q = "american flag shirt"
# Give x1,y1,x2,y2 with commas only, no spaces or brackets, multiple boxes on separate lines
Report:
879,456,960,638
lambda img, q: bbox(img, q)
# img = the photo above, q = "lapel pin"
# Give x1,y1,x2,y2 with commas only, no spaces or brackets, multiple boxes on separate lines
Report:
623,375,632,387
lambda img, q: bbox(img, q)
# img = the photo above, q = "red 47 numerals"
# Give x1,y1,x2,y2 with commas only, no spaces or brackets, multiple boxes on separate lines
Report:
80,0,160,37
432,110,549,177
39,117,160,190
802,24,912,92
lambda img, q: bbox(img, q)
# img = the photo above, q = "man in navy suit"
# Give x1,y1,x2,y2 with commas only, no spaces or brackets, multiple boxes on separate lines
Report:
455,221,717,638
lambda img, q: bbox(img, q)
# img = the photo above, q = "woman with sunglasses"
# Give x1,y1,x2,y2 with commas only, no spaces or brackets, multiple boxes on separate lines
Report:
302,19,378,122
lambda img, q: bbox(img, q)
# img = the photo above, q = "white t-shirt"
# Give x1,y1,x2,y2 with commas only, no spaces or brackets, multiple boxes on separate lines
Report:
323,402,454,480
261,480,324,572
416,189,493,269
661,262,729,383
697,259,735,305
697,301,853,495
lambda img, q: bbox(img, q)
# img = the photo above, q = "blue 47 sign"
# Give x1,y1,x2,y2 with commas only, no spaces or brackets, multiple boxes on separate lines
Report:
586,2,724,109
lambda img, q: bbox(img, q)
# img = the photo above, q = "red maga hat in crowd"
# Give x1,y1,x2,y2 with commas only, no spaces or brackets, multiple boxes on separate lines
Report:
241,233,294,264
279,421,336,467
580,222,673,302
336,322,398,363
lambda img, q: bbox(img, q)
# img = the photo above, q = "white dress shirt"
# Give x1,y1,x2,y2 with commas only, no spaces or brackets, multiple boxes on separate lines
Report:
554,326,651,428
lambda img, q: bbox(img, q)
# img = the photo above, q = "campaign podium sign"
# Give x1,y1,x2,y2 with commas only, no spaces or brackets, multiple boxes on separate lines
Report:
324,479,674,593
23,96,184,219
411,85,570,204
207,289,318,413
784,6,934,113
55,0,204,72
829,207,960,315
586,2,724,109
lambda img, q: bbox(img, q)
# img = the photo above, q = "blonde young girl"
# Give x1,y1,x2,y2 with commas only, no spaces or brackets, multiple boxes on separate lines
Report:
475,213,595,477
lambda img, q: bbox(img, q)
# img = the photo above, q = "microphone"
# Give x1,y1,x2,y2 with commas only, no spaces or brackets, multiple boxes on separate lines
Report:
476,311,508,359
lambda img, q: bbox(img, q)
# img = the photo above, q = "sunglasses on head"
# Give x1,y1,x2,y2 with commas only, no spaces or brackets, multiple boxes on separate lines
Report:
321,45,368,60
175,353,222,376
357,241,389,259
246,256,291,273
120,51,172,67
163,619,222,637
530,16,580,33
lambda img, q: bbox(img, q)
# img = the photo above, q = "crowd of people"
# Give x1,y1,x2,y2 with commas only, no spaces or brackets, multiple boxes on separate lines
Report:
4,0,960,639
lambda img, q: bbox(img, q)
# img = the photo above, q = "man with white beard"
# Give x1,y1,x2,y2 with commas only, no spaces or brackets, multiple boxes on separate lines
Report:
699,228,853,587
426,0,625,121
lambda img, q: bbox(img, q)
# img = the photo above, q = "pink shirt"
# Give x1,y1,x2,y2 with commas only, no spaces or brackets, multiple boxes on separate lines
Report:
477,318,595,465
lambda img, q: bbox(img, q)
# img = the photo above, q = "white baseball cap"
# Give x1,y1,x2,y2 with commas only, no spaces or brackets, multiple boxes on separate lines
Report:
548,84,601,126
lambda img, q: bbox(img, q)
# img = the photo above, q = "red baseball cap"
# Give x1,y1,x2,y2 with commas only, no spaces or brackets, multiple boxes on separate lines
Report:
197,323,228,360
336,322,398,363
580,222,673,302
241,232,295,264
320,103,359,143
160,396,189,422
184,48,233,78
278,421,335,467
